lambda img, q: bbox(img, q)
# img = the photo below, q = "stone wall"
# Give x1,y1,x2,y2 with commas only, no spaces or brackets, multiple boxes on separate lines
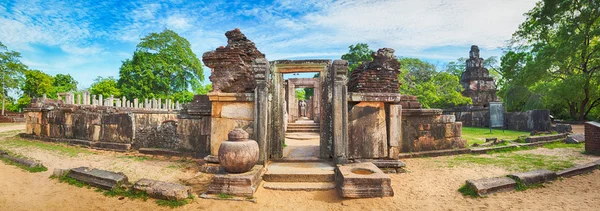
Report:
348,48,400,93
444,108,552,132
400,109,464,152
585,121,600,155
24,96,211,156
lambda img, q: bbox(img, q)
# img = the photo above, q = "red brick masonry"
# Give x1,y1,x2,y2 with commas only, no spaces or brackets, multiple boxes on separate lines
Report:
585,121,600,155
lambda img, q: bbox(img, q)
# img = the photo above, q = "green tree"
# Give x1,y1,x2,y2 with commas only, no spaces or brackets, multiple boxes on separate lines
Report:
195,84,212,95
0,42,27,115
118,29,204,102
341,43,374,72
48,74,78,99
22,69,53,98
399,58,471,108
89,76,121,97
295,89,306,101
504,0,600,120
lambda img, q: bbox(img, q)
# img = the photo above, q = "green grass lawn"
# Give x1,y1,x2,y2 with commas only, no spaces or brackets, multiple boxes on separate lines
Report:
0,138,94,157
461,127,530,146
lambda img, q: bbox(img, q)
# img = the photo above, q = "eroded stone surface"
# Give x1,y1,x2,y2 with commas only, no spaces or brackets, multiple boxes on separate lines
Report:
336,162,393,198
202,29,265,93
566,133,585,144
466,177,516,196
67,167,128,190
348,102,388,158
133,179,192,201
206,165,264,197
556,162,598,178
508,169,557,186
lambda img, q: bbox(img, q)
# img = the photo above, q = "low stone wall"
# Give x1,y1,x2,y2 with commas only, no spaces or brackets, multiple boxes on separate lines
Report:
24,97,211,156
401,109,464,153
585,121,600,155
444,108,552,132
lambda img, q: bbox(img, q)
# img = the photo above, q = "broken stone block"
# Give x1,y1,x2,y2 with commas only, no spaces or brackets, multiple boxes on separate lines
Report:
556,163,598,178
508,169,557,186
1,154,43,168
336,162,393,198
199,163,224,174
133,179,192,201
348,48,401,93
555,124,573,133
465,177,516,196
52,168,70,177
566,134,585,144
67,167,128,190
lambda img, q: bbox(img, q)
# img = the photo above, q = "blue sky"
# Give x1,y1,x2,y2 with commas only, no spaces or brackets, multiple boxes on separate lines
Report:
0,0,538,89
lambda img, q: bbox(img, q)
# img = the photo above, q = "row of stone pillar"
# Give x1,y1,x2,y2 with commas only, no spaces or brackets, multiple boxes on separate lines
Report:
49,92,181,110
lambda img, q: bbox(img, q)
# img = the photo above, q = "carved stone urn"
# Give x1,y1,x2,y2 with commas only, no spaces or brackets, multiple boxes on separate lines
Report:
218,128,259,173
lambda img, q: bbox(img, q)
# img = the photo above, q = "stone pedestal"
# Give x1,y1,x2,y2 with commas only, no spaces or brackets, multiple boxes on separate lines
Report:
335,162,393,198
208,93,255,156
206,165,265,197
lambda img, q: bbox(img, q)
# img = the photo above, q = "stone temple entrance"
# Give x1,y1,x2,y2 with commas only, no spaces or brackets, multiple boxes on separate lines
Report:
282,77,321,161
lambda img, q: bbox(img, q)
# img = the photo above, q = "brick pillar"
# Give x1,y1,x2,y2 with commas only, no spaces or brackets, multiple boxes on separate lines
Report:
585,121,600,155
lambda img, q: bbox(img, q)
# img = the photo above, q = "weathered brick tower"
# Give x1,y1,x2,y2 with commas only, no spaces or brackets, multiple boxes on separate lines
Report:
460,45,498,107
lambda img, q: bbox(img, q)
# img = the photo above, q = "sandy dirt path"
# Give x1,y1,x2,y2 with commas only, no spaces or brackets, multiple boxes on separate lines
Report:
0,123,25,133
2,154,600,211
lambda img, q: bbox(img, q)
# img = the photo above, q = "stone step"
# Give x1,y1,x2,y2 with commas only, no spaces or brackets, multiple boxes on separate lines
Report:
287,125,320,128
288,124,319,127
263,182,335,191
264,162,335,183
67,167,129,190
286,129,320,133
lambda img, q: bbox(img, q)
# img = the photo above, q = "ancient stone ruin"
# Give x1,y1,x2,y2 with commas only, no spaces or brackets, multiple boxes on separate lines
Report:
202,28,265,93
348,48,400,93
461,45,498,107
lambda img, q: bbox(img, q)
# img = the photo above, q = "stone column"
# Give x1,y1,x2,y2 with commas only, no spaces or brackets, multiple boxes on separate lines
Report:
42,94,47,99
134,99,138,109
253,58,269,164
270,65,285,158
77,93,81,105
286,82,297,123
122,96,127,107
332,60,349,164
158,98,162,109
388,104,402,158
98,94,103,106
176,101,180,110
91,95,96,105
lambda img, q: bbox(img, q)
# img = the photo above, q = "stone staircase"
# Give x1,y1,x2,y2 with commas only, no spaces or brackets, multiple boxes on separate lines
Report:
262,162,336,191
286,122,320,133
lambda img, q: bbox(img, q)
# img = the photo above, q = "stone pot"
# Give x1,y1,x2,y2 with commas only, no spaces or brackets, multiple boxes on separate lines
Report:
218,128,259,173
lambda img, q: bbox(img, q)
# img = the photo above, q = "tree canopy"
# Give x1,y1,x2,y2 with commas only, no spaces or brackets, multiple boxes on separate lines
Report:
0,42,27,115
501,0,600,120
90,76,121,97
118,29,204,102
341,43,374,72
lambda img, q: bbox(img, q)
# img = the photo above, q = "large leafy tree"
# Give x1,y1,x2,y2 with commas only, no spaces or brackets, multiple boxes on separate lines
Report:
89,76,121,97
118,29,203,102
341,43,374,72
399,58,471,108
0,42,27,115
503,0,600,120
22,69,53,98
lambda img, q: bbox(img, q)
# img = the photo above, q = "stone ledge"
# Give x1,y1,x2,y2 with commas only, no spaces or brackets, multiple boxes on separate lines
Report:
353,159,406,168
207,93,254,102
336,162,394,198
398,148,471,158
508,169,557,186
67,167,129,190
525,133,567,143
347,93,402,102
402,109,443,116
139,148,182,156
0,154,43,168
556,163,598,178
466,177,516,196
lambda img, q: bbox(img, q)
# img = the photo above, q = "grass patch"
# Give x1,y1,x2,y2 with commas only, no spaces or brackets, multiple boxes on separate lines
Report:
156,199,189,208
458,184,479,198
0,138,93,157
54,175,87,188
217,193,234,199
485,146,535,154
450,153,576,172
543,142,584,149
514,179,545,191
103,187,149,201
462,127,530,146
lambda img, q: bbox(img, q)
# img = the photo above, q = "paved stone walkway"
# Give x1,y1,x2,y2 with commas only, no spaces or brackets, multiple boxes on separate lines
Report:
283,120,320,159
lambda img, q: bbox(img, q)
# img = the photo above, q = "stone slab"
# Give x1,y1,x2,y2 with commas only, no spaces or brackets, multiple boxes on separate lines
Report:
263,182,335,191
219,102,254,120
204,155,219,164
336,162,394,198
1,154,43,168
566,133,585,144
508,169,557,186
354,159,406,168
67,167,129,190
347,93,402,102
525,134,567,143
466,177,516,196
133,179,192,201
348,102,388,158
263,162,335,182
556,162,598,178
91,142,131,151
52,168,70,177
206,165,264,197
199,164,224,174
